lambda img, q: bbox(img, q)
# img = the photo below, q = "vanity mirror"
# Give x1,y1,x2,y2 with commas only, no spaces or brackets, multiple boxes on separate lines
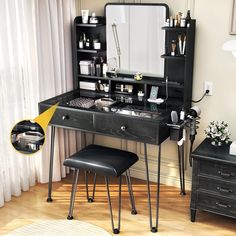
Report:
105,3,169,77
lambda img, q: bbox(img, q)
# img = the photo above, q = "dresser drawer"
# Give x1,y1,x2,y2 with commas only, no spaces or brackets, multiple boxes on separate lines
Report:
93,114,160,144
197,193,236,218
199,161,236,183
50,107,93,131
198,177,236,200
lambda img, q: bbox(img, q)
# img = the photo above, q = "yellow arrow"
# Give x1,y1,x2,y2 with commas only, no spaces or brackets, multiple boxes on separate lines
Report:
34,103,59,132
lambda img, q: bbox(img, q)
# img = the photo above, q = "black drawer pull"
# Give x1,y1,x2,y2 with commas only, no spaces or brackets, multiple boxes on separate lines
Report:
120,125,126,131
217,186,233,193
218,171,234,178
216,202,231,209
62,115,69,120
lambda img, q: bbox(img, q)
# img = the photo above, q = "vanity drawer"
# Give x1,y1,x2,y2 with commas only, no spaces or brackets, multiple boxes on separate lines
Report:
93,114,161,144
50,107,93,131
199,160,236,183
197,193,236,218
198,177,236,200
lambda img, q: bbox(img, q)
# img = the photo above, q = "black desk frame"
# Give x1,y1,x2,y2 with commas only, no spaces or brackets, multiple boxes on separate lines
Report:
46,124,186,233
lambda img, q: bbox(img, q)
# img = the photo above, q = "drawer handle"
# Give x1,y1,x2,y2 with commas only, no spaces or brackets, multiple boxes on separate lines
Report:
218,171,234,178
62,115,69,120
216,202,231,209
217,186,233,193
120,125,126,131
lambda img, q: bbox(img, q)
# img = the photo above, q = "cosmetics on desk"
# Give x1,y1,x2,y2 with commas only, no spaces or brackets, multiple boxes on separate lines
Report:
79,33,102,50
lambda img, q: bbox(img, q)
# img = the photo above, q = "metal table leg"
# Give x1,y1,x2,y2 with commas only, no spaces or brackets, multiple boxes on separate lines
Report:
178,143,186,195
144,143,162,233
47,125,56,202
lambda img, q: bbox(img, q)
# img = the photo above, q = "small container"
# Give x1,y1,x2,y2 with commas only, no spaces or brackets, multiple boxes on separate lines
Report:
103,84,109,93
90,62,96,76
94,41,101,50
102,63,108,76
180,17,186,27
96,64,101,77
79,60,92,75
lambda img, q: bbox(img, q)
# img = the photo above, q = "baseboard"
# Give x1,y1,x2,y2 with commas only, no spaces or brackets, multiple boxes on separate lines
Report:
129,166,192,191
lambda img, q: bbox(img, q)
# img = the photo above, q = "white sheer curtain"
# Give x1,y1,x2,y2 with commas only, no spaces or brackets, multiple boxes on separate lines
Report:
0,0,78,207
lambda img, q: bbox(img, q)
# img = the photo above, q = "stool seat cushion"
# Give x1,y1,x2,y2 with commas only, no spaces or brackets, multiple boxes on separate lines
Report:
64,144,138,177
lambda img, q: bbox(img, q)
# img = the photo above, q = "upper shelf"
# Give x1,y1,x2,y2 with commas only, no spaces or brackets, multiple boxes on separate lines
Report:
161,26,188,31
161,54,186,60
76,23,105,28
77,49,106,54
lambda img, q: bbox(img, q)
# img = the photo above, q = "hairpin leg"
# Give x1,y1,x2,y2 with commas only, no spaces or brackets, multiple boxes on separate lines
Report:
105,176,122,234
47,125,55,202
144,143,162,233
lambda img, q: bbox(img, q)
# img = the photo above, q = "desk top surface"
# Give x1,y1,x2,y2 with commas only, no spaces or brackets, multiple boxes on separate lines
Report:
40,89,183,122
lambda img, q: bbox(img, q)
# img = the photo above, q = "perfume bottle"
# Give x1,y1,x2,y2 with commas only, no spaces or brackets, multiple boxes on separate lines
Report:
89,12,98,24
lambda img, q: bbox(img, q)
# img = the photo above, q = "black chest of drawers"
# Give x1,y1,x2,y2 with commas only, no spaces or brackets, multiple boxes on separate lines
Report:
190,138,236,222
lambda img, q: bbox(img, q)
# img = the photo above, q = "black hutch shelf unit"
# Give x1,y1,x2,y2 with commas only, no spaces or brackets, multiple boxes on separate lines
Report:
72,16,196,111
72,16,106,89
162,20,196,110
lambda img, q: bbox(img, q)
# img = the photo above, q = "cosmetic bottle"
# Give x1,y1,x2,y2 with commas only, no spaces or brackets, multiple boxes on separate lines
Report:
102,63,108,76
180,17,186,27
89,12,98,24
85,38,90,48
169,16,173,27
90,60,96,76
79,36,83,49
185,10,191,27
171,40,176,56
96,64,101,77
83,33,86,47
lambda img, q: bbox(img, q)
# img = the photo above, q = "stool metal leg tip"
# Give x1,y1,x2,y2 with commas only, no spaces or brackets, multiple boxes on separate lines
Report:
151,227,157,233
67,215,73,220
131,209,137,215
46,197,53,202
88,197,94,203
180,191,186,196
113,229,120,234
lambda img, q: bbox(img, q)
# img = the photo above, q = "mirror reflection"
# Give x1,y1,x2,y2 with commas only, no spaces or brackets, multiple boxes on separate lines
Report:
106,4,168,77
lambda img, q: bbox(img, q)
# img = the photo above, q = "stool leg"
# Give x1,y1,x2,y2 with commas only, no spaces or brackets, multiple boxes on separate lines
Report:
67,169,79,220
105,176,122,234
125,170,137,215
85,171,96,202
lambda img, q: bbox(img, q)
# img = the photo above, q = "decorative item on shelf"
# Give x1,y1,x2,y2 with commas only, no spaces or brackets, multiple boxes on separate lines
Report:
134,72,143,81
89,12,98,24
81,10,89,24
103,84,109,93
171,40,177,56
205,121,230,146
185,10,191,27
102,63,108,76
178,34,186,55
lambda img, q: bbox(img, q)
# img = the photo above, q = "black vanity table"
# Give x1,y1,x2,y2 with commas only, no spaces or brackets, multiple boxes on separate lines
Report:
38,3,196,233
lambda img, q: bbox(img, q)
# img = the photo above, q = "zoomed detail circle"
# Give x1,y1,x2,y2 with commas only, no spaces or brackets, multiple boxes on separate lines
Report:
11,120,45,154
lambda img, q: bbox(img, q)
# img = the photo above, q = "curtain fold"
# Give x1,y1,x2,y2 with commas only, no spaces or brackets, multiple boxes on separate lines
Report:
0,0,77,208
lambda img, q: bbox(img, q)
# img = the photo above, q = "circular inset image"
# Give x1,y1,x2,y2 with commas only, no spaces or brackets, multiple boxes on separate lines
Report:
11,120,45,154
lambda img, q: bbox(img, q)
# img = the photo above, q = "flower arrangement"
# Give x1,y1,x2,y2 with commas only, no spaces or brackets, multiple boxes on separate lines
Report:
205,121,230,146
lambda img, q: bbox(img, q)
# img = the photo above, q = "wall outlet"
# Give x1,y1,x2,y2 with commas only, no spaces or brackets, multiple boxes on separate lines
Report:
204,81,213,96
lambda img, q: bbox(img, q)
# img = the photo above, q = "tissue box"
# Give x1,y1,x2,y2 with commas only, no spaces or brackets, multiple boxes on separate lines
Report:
229,141,236,155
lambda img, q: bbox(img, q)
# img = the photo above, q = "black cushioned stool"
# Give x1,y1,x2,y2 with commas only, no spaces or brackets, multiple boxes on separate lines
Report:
63,144,139,234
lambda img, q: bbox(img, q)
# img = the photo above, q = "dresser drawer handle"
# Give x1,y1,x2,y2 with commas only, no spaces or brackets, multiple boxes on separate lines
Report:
216,202,231,209
218,171,234,178
120,125,126,131
217,186,233,193
62,115,69,120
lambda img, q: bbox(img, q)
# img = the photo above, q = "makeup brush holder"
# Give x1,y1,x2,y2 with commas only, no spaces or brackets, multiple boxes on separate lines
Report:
167,121,185,141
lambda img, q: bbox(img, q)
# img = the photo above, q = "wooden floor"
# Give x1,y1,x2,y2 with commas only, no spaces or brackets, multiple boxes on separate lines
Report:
0,174,236,236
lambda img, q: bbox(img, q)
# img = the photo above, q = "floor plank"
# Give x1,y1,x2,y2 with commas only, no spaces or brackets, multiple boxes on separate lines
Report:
0,174,236,236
